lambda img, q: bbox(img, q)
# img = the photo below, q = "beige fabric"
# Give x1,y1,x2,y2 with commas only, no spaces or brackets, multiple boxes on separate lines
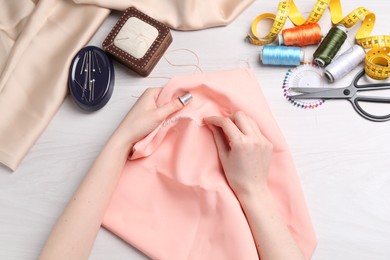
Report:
0,0,110,170
75,0,255,30
0,0,253,171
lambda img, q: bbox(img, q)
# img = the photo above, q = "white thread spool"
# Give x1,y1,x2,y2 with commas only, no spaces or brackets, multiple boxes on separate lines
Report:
324,45,365,82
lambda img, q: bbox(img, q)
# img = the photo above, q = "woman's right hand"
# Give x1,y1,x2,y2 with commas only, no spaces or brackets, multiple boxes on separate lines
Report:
205,112,305,260
203,111,273,200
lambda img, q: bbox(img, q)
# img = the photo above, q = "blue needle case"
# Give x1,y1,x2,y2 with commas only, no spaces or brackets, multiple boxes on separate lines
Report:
68,46,115,111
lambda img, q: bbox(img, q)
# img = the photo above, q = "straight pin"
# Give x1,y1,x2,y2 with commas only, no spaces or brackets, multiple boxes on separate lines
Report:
93,50,101,73
80,52,87,75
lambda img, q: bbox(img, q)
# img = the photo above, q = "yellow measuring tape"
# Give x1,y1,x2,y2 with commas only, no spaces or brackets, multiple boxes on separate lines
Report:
248,0,390,80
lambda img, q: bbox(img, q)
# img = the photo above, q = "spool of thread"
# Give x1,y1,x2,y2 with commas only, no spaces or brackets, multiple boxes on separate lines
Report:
260,45,304,66
313,24,347,67
278,23,322,47
324,45,365,82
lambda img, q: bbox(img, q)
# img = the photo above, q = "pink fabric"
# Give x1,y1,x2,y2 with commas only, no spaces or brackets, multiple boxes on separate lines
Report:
103,69,316,259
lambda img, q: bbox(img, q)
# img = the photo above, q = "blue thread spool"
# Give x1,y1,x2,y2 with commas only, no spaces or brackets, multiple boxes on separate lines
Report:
260,46,304,66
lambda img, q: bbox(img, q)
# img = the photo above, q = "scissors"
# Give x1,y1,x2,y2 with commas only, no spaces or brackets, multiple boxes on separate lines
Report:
288,69,390,122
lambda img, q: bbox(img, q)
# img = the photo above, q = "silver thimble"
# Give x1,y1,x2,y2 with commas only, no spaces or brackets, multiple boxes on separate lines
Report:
178,92,192,106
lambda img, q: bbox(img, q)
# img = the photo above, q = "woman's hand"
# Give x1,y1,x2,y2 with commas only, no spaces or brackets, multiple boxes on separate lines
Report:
112,88,189,153
204,111,273,200
40,88,191,260
205,112,305,260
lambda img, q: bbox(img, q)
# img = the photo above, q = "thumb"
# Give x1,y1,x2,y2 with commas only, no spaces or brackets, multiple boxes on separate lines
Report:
157,93,192,119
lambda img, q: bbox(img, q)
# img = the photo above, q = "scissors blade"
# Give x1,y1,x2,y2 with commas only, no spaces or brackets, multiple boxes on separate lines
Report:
289,87,335,93
289,88,348,100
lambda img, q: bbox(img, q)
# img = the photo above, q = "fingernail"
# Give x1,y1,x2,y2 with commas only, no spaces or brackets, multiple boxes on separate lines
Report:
178,92,192,106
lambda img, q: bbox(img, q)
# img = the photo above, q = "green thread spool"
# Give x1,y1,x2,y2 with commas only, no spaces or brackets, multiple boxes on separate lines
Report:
313,24,347,67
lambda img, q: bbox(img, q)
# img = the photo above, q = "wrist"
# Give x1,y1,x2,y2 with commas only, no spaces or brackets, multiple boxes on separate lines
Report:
105,131,135,158
236,185,272,211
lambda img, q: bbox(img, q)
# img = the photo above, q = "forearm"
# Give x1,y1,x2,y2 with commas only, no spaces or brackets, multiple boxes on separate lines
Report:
239,188,304,260
40,132,132,260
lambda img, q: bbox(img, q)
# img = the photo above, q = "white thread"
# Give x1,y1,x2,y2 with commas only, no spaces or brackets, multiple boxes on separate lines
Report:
324,45,366,82
163,49,203,73
147,48,204,80
237,58,251,68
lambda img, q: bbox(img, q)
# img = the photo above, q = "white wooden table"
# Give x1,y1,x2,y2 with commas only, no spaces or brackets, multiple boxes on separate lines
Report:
1,1,390,259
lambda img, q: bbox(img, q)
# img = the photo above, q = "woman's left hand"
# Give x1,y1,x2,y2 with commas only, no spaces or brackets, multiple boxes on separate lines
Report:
40,88,191,260
112,88,190,153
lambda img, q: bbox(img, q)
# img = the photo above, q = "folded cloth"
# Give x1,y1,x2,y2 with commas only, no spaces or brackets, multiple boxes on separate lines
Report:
75,0,255,30
103,69,316,259
0,0,110,170
0,0,254,171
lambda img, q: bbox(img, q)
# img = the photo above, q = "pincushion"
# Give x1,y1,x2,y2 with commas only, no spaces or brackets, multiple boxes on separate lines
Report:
102,7,172,77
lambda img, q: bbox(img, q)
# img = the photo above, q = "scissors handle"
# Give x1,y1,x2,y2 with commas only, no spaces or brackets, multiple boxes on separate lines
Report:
351,96,390,122
354,69,390,90
355,83,390,91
